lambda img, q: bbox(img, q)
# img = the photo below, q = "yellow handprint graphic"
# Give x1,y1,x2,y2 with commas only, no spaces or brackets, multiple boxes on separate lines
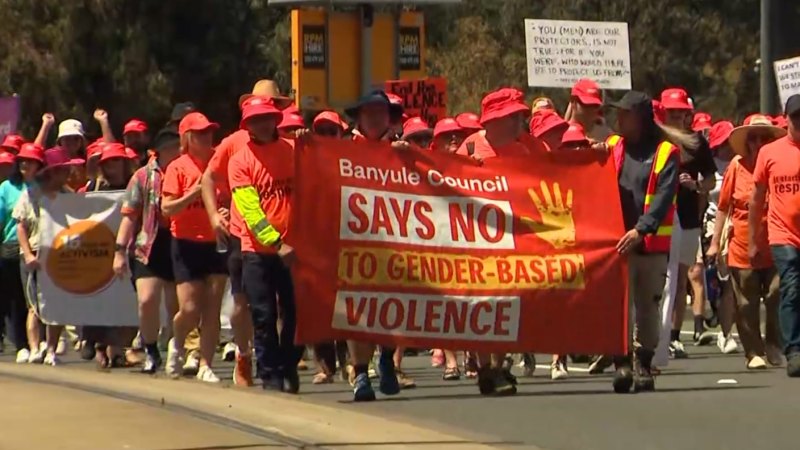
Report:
520,181,576,249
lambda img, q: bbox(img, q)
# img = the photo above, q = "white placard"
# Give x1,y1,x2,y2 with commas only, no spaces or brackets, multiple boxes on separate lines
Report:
525,19,632,90
774,56,800,111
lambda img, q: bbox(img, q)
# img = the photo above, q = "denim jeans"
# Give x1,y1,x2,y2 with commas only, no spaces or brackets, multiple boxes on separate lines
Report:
770,245,800,355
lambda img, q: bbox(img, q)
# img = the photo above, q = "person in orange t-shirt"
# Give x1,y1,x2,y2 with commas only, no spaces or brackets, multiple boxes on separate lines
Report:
750,94,800,377
227,96,303,393
161,112,227,383
709,115,784,369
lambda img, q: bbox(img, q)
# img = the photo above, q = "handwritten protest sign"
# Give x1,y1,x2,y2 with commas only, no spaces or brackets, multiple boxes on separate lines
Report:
774,56,800,111
385,77,447,126
292,139,628,354
524,19,631,90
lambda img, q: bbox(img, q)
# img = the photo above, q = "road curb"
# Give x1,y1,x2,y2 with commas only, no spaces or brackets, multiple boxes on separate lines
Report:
0,363,501,449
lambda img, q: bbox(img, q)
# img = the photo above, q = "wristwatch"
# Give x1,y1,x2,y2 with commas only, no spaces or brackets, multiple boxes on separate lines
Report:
114,243,127,253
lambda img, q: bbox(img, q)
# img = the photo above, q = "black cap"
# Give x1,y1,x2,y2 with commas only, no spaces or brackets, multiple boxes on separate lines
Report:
169,102,196,124
609,91,652,113
152,128,180,152
786,94,800,117
345,90,403,121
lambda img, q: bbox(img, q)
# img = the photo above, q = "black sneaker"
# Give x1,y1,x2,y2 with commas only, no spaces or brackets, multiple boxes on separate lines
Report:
262,372,284,392
612,355,633,393
492,369,517,396
80,341,95,361
633,349,655,392
283,368,300,394
477,367,496,395
787,353,800,378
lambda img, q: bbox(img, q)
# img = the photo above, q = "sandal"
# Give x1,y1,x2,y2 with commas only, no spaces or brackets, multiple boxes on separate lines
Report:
464,353,478,378
312,372,334,384
443,367,461,381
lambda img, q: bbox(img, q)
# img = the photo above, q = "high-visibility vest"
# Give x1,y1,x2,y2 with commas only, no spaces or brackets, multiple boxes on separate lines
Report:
606,134,678,253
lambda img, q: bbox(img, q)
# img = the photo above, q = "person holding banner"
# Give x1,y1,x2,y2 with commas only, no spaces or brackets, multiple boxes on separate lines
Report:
162,112,227,383
454,112,482,137
311,111,348,138
114,129,181,374
342,90,407,401
0,143,44,363
608,90,682,393
707,115,784,369
228,96,303,393
14,147,85,366
455,87,545,396
750,94,800,377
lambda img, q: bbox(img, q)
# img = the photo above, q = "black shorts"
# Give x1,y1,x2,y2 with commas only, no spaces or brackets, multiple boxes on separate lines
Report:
131,228,175,282
227,236,243,295
171,238,228,283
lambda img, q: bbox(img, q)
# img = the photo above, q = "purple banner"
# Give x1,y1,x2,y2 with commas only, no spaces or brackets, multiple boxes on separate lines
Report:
0,96,20,139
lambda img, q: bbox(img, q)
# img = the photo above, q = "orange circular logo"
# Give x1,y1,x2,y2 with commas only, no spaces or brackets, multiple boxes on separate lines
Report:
46,220,116,295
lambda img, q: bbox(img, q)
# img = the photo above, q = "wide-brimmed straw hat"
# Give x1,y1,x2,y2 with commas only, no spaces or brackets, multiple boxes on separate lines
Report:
728,114,787,156
239,79,293,109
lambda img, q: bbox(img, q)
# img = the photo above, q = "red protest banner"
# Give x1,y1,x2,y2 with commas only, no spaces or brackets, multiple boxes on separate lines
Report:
291,139,628,355
385,77,447,126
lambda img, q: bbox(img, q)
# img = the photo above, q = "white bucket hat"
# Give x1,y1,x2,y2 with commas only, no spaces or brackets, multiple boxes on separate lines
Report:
57,119,85,142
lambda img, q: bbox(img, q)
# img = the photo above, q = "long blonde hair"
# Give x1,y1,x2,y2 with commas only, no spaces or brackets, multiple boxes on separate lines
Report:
656,123,700,161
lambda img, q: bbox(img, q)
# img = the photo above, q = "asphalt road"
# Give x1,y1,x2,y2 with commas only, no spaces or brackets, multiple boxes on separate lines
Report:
0,336,794,450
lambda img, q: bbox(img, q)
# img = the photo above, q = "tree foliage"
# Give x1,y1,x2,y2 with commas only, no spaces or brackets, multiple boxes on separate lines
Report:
0,0,797,139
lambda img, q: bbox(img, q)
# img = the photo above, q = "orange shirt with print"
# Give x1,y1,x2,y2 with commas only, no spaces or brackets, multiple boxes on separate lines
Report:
718,157,771,269
455,130,546,160
208,129,250,235
228,138,294,254
753,136,800,249
162,153,215,242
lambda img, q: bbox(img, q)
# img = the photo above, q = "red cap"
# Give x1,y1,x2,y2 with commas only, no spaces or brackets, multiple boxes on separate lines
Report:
240,96,282,129
455,112,482,131
561,122,590,145
691,112,712,131
99,143,129,163
660,88,693,110
1,134,25,153
402,117,432,138
313,111,348,131
529,110,569,138
571,79,602,106
17,143,45,164
708,121,734,149
42,146,85,172
124,147,139,160
0,151,15,165
278,112,305,130
480,88,529,125
179,112,219,136
433,118,463,138
772,115,788,130
123,119,148,135
86,138,105,159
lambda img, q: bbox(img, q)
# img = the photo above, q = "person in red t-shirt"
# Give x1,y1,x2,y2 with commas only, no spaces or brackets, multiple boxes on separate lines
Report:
750,94,800,377
227,96,303,393
161,112,228,383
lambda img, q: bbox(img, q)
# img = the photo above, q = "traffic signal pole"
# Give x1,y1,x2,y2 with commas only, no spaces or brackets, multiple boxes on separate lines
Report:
760,0,779,113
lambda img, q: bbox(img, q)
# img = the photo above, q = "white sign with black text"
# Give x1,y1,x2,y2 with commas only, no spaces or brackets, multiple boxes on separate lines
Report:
774,56,800,111
524,19,632,90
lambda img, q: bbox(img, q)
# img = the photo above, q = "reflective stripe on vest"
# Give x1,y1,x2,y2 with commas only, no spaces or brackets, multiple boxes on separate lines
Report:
610,136,677,254
641,141,678,253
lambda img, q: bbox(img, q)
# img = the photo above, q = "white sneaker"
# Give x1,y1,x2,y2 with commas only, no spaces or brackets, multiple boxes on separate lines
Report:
16,349,30,364
196,365,220,383
551,360,569,380
747,355,767,370
28,348,45,364
56,338,67,356
722,335,739,354
223,342,237,362
669,340,688,359
183,354,200,376
165,338,185,378
43,352,60,366
38,341,47,353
